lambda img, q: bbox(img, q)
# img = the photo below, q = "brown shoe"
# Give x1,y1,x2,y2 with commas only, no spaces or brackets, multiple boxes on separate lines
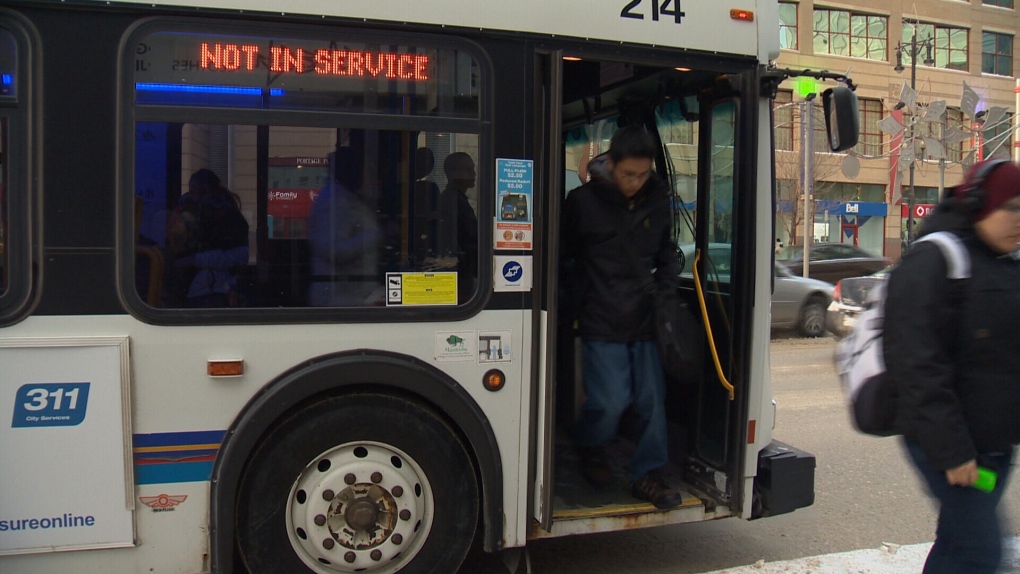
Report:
631,472,682,509
578,447,613,486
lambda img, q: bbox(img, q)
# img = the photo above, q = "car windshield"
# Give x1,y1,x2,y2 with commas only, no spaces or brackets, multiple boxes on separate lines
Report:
777,246,802,261
678,244,731,277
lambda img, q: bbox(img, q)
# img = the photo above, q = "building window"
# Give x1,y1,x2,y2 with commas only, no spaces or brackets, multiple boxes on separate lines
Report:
915,107,964,163
907,186,940,204
854,98,883,157
902,22,968,71
982,32,1013,75
813,101,834,153
813,9,887,60
945,108,964,163
779,1,798,50
982,0,1014,8
818,182,885,203
773,90,794,151
982,112,1014,160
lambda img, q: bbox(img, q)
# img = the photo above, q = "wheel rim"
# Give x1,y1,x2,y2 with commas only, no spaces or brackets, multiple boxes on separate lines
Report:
802,304,825,336
286,441,434,573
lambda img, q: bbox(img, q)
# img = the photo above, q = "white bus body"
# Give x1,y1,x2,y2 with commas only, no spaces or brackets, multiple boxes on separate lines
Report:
0,1,830,572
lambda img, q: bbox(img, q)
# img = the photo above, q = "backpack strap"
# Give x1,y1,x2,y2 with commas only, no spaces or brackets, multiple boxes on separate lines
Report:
915,231,971,279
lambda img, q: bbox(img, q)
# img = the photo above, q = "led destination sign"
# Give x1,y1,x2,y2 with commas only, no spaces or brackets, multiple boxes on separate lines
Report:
136,32,439,89
199,42,430,80
135,30,477,115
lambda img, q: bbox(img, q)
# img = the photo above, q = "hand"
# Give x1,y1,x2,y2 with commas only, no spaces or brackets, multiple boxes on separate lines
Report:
945,459,978,486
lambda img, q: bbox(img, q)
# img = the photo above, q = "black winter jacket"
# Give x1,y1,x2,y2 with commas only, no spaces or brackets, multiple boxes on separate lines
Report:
885,202,1020,471
560,173,679,341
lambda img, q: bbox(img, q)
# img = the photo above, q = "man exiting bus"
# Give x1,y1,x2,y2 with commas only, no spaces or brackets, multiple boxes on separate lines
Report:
561,126,682,509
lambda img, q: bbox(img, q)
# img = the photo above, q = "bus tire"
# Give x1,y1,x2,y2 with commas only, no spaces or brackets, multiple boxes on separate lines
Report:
235,393,478,574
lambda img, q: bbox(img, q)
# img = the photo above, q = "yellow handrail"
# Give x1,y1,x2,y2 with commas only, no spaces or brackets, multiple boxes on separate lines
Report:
693,250,735,400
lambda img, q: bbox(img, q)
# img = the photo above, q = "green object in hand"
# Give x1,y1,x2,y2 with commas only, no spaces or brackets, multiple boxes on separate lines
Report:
973,466,998,493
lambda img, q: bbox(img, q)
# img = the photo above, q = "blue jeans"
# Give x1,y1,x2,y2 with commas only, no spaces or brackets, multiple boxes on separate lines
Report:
905,440,1014,574
574,340,669,483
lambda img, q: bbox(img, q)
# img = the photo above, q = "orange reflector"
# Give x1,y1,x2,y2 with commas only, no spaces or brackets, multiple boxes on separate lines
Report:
748,419,757,444
208,360,244,377
730,9,754,21
483,369,505,392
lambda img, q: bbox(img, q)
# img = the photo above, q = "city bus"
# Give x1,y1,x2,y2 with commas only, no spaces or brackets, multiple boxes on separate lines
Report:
0,1,858,573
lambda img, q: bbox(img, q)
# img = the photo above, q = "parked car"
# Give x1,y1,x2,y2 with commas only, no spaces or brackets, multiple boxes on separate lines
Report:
777,243,892,285
825,266,891,337
772,262,835,337
679,244,834,337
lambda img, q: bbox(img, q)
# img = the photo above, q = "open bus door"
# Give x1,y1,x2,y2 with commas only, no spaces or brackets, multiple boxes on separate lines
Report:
675,81,749,515
531,53,758,540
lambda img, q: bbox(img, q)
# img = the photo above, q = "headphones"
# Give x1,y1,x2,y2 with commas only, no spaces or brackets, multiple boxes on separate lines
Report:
955,158,1009,214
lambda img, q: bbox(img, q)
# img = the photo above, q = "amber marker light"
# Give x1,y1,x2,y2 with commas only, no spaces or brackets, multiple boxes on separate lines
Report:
208,359,244,377
483,369,506,392
730,9,754,21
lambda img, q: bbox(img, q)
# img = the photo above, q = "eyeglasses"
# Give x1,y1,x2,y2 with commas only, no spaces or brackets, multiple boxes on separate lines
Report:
614,168,652,183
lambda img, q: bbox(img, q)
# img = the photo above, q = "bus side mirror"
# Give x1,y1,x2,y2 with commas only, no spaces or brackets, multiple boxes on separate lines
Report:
821,87,859,152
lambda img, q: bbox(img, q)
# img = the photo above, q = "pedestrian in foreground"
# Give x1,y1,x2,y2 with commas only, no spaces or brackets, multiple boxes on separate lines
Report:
885,158,1020,574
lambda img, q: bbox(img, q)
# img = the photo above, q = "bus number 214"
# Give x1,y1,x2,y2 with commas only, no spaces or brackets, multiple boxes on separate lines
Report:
620,0,685,24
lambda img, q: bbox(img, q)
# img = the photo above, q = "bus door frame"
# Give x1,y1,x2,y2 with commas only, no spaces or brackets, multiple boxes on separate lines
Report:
530,48,563,533
685,70,759,516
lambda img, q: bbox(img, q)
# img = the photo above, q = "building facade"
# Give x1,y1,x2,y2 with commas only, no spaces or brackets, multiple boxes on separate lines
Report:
775,0,1020,259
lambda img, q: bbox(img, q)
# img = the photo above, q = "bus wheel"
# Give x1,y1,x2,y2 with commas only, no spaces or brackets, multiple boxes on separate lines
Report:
236,394,478,574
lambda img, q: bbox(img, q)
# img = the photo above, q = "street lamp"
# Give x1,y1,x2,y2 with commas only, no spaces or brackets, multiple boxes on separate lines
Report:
895,24,935,246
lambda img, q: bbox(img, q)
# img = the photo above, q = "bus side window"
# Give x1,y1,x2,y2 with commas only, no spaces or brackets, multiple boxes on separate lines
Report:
0,115,7,297
132,124,482,310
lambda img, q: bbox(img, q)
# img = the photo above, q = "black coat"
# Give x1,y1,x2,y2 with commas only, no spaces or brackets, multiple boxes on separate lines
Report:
560,173,679,342
885,203,1020,471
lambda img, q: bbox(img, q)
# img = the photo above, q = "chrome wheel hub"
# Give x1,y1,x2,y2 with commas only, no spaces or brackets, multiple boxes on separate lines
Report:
286,442,432,573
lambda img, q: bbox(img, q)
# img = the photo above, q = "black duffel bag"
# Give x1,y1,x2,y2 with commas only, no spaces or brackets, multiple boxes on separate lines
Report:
650,284,702,378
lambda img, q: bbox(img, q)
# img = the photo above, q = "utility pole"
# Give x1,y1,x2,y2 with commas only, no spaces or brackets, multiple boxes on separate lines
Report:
800,95,815,278
895,23,934,246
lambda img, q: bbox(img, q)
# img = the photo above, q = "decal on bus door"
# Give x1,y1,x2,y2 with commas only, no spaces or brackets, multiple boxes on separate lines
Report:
11,383,91,428
620,0,685,23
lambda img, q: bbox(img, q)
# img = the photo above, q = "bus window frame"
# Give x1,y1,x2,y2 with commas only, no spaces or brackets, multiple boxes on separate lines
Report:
117,18,494,325
0,10,40,327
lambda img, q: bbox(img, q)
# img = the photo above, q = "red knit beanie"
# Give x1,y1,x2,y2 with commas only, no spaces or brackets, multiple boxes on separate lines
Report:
955,159,1020,221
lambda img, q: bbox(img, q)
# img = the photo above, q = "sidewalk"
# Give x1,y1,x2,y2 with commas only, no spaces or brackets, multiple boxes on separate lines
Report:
702,537,1020,573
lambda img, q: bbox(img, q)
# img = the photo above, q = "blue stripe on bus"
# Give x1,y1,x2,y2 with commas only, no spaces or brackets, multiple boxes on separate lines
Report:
135,461,216,485
132,430,227,484
133,429,227,447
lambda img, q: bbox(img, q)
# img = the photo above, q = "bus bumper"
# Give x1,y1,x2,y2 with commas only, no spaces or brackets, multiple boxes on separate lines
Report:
752,440,815,518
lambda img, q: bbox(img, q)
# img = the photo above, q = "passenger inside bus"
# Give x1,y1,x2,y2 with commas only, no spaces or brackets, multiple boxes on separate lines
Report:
306,145,386,307
438,151,479,304
166,168,249,308
413,147,442,266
